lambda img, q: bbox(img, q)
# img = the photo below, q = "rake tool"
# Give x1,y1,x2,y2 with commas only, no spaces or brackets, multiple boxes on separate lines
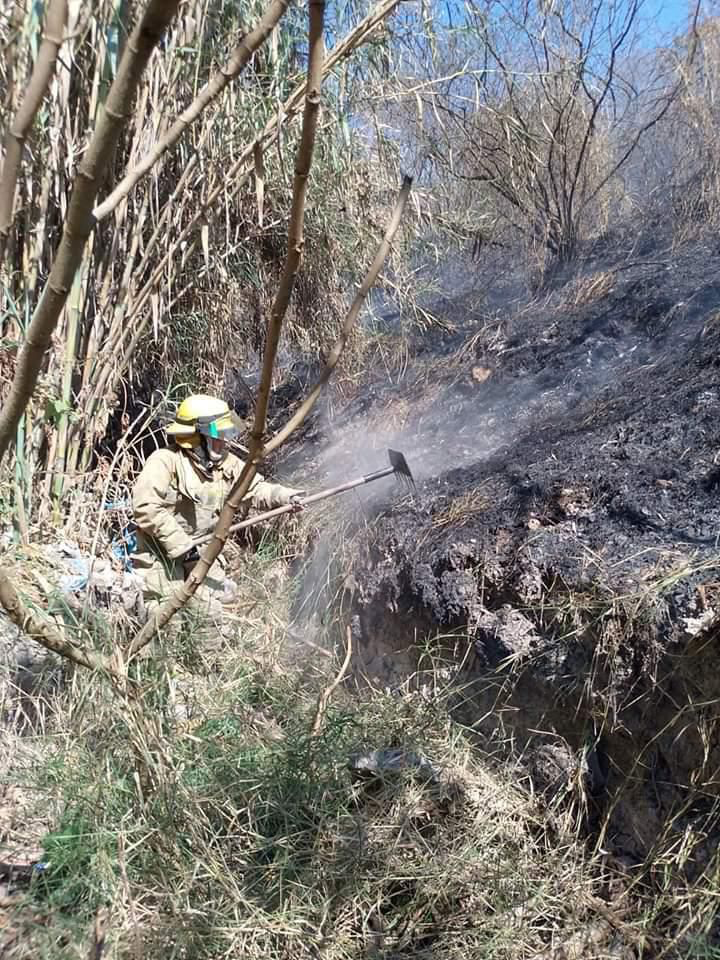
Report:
192,449,416,547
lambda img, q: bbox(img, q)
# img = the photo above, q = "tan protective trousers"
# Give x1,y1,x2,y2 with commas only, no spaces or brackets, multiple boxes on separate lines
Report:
139,554,233,645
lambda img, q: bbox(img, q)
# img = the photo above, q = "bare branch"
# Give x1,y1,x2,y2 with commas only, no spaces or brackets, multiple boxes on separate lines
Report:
577,0,703,217
566,0,640,225
422,0,697,267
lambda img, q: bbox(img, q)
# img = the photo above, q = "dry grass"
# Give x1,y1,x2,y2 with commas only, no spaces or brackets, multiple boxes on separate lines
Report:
432,487,491,528
0,512,639,960
570,271,615,308
1,498,720,957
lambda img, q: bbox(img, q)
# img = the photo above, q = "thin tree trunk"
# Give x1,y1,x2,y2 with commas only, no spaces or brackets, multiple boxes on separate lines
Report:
127,0,327,660
51,257,88,515
0,0,68,269
0,0,182,463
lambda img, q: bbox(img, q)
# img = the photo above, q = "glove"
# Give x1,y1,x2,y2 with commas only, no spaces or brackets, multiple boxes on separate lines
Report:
289,494,304,514
182,545,201,578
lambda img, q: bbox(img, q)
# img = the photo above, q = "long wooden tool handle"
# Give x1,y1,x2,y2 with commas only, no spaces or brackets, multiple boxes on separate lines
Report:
192,466,395,547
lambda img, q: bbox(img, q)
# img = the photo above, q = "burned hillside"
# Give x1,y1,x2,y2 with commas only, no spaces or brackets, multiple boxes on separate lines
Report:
293,226,720,874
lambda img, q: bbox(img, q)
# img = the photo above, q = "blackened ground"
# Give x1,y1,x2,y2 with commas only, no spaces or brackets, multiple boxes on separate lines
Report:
294,227,720,875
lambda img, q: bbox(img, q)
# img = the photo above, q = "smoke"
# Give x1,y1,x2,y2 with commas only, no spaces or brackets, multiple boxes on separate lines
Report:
277,252,686,507
279,318,657,653
275,246,712,650
286,326,649,504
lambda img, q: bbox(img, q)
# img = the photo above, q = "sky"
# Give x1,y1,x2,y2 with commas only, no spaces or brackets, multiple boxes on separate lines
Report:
431,0,711,47
642,0,703,40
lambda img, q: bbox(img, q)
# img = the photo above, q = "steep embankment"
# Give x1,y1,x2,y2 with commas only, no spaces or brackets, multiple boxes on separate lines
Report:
300,230,720,871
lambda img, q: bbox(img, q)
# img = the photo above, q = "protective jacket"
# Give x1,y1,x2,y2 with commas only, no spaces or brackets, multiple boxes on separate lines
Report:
131,446,301,599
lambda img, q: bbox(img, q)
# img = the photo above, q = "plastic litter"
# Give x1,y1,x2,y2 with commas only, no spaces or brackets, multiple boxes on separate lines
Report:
348,747,440,783
110,524,138,571
52,541,91,593
103,498,131,512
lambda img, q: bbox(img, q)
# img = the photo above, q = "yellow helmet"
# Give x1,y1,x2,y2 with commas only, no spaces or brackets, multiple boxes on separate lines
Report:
166,394,241,450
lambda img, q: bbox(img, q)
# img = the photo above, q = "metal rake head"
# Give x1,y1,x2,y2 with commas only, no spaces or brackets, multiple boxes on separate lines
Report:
388,448,417,493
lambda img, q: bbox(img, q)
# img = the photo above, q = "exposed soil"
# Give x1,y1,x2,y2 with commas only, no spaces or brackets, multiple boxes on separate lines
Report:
294,228,720,875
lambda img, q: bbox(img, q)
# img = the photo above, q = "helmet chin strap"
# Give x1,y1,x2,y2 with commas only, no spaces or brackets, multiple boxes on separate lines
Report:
186,438,214,475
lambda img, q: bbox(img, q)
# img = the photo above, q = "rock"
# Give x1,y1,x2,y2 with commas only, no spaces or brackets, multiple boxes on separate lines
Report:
473,604,540,662
348,748,440,784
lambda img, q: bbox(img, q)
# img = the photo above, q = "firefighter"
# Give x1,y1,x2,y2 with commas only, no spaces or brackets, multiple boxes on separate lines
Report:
131,394,303,634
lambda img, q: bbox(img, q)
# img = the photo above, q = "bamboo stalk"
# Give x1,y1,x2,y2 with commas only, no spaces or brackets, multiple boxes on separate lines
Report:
0,0,183,463
0,0,68,269
13,290,35,525
66,94,153,480
42,427,59,506
13,413,27,542
0,5,26,138
119,0,397,316
0,573,119,677
13,478,29,546
93,0,293,222
25,158,54,303
127,0,327,659
51,254,88,517
76,155,200,426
